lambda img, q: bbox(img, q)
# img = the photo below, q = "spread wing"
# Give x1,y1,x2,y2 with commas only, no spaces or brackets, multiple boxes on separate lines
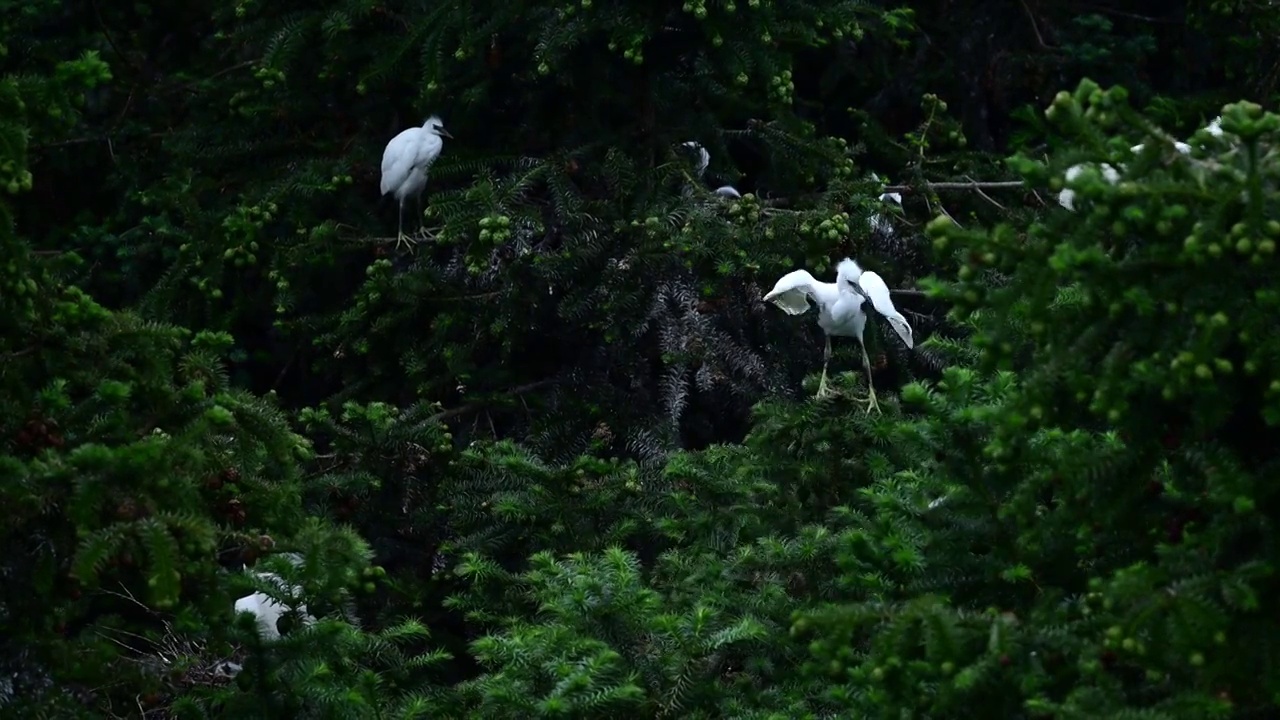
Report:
380,128,419,196
856,270,914,349
763,269,820,315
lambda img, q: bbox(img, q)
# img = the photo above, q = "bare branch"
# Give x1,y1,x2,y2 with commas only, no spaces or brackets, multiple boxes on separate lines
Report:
427,379,557,424
32,131,168,151
884,180,1026,193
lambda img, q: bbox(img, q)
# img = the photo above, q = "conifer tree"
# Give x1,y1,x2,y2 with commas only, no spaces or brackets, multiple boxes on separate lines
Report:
795,83,1280,717
0,29,398,719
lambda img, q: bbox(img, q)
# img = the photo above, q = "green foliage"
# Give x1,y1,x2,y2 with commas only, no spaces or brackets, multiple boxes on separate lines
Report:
791,83,1280,717
0,21,406,717
10,0,1280,716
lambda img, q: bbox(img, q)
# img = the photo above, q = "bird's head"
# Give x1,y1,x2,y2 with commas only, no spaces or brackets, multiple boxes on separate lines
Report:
423,115,453,139
836,258,863,288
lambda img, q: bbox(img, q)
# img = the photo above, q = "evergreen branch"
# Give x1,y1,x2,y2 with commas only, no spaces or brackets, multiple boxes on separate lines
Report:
428,380,557,424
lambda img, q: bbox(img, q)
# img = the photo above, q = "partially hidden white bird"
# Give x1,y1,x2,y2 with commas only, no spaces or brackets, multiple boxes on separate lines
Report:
870,191,902,236
381,115,452,250
682,140,710,176
682,140,743,198
233,553,315,640
763,258,914,411
1057,116,1223,211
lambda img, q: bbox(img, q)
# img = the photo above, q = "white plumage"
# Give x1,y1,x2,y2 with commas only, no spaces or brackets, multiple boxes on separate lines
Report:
682,141,742,199
380,115,452,249
763,258,913,410
1057,162,1120,211
233,554,315,640
1057,116,1223,211
870,191,902,236
682,140,711,176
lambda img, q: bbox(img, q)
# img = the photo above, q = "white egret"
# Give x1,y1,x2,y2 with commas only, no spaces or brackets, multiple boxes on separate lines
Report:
380,115,452,250
682,141,743,198
233,553,315,640
682,140,710,176
1057,116,1223,211
870,191,902,235
1057,163,1120,211
763,258,914,411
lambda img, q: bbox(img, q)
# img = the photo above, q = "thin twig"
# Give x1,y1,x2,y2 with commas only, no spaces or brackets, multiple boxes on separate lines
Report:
1019,0,1055,49
427,379,556,424
963,175,1007,210
437,291,501,302
935,203,963,228
1070,2,1179,23
32,131,168,151
90,0,142,76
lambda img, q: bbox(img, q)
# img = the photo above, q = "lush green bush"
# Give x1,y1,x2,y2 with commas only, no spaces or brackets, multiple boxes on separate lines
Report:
7,0,1280,715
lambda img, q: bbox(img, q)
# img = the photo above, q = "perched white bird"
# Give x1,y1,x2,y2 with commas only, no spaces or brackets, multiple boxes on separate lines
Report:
682,141,743,198
381,115,452,250
233,554,315,640
1057,116,1224,211
1057,163,1120,211
682,140,711,176
763,258,913,410
870,191,902,235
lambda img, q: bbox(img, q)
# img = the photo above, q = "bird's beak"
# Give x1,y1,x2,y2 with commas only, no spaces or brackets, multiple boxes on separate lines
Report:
438,128,454,139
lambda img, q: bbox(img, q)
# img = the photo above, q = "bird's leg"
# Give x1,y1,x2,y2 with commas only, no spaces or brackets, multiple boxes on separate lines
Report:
414,194,430,239
858,343,880,414
394,200,420,253
815,335,833,398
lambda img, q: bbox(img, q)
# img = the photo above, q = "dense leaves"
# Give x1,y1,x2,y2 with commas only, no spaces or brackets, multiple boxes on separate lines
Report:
4,0,1280,717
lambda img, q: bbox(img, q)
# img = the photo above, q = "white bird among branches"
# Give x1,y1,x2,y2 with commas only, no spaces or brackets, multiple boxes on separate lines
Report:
381,115,452,250
1057,116,1223,211
682,140,742,198
764,258,914,411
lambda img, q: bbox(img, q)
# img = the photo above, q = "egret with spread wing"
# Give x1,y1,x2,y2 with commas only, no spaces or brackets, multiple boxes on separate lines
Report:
763,258,913,411
381,115,452,250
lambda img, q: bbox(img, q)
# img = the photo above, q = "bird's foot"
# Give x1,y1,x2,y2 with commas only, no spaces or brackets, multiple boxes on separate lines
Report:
862,390,881,414
843,388,880,414
414,226,438,242
815,379,839,399
393,232,420,253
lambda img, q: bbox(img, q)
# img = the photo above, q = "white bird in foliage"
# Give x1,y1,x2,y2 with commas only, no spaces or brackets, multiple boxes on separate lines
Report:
682,140,743,198
233,553,315,640
1057,116,1223,211
381,115,452,250
682,140,710,176
870,191,902,236
763,258,913,411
